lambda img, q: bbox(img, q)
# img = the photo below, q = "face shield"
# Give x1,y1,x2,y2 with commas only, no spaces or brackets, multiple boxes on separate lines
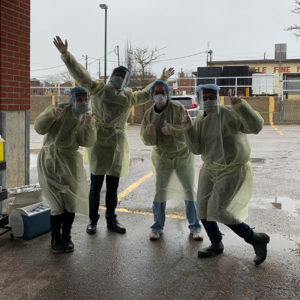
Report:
69,87,90,115
196,84,220,115
108,66,131,89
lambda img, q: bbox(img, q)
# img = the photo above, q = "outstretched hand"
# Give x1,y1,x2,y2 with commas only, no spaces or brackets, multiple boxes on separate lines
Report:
53,36,68,54
181,110,191,129
228,88,241,105
162,67,175,79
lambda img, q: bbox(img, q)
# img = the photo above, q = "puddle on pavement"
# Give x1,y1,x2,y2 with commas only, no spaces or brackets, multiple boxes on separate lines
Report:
130,157,144,165
250,158,265,163
269,234,300,255
253,197,300,216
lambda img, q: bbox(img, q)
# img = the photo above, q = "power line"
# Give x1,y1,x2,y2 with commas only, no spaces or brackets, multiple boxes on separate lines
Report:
31,58,84,72
153,51,207,63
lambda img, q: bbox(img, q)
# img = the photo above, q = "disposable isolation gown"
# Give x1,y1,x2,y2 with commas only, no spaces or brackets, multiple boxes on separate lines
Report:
184,100,264,224
35,104,97,215
61,52,168,177
141,101,196,202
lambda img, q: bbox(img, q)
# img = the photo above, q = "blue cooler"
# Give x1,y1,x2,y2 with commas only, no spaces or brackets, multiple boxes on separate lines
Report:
9,202,51,239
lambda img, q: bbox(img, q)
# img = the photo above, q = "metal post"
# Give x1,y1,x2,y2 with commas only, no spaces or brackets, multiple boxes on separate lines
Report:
104,8,107,83
98,59,101,79
116,45,120,66
235,77,238,96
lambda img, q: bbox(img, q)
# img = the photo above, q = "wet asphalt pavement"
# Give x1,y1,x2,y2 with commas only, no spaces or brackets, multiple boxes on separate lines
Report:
0,124,299,299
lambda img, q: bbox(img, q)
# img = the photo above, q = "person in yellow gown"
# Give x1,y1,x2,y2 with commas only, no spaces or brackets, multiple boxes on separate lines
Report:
53,36,174,234
183,84,270,265
35,87,96,253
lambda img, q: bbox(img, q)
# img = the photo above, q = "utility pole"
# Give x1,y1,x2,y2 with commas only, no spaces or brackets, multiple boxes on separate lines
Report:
83,55,88,70
115,45,120,66
98,59,101,79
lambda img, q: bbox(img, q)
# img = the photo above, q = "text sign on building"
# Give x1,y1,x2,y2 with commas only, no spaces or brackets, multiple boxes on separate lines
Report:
275,44,287,62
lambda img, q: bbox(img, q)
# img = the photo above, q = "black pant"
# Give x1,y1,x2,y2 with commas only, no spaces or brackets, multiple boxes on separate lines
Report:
89,174,120,223
201,219,254,245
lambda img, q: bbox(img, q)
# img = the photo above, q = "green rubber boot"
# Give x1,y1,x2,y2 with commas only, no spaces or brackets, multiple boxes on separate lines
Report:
198,242,224,258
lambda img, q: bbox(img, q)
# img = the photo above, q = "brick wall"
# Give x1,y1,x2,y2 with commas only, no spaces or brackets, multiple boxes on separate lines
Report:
0,0,30,111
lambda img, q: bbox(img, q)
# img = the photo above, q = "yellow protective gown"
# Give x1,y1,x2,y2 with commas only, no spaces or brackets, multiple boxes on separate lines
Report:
184,100,264,224
61,52,168,177
141,101,196,202
34,104,97,216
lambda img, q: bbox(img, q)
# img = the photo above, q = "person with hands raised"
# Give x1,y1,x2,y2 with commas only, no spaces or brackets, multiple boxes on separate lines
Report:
53,35,174,235
140,80,202,241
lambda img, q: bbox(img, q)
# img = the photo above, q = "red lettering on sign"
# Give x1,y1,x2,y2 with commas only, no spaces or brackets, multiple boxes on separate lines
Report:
297,66,300,72
262,67,266,73
274,66,279,73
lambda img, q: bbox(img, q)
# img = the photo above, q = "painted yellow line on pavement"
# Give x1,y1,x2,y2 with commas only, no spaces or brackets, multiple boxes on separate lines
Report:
269,96,283,135
117,171,153,201
99,206,185,220
99,171,186,219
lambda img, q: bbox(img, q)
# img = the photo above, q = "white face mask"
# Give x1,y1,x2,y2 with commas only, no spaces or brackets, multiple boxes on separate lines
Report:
153,94,167,106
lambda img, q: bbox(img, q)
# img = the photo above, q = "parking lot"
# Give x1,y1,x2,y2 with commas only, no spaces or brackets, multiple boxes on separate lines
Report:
0,124,299,299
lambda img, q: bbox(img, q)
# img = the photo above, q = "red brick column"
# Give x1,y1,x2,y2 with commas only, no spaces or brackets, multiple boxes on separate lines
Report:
0,0,30,111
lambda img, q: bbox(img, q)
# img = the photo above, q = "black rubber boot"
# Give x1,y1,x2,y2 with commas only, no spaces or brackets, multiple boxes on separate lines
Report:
252,232,270,266
86,219,98,235
198,242,224,258
50,214,64,254
62,211,75,253
107,219,126,234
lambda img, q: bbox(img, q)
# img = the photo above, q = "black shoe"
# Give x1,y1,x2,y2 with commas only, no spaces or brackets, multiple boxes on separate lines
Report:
62,236,74,253
107,219,126,234
252,232,270,266
51,237,64,254
198,242,224,258
86,221,97,234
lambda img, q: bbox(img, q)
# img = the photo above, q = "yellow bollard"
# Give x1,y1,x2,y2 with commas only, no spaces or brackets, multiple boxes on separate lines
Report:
0,135,5,162
220,96,224,105
130,106,135,124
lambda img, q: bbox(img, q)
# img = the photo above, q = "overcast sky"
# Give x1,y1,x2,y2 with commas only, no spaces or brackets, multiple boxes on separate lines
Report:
31,0,300,81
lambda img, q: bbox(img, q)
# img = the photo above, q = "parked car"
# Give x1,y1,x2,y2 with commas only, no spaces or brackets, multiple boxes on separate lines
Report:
171,95,200,119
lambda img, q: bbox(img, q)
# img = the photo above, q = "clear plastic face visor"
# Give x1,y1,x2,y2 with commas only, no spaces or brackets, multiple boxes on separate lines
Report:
109,70,130,89
198,89,220,114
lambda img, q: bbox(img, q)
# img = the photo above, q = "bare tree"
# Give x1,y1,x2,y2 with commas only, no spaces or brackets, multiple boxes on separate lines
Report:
286,0,300,37
129,47,164,87
59,71,73,83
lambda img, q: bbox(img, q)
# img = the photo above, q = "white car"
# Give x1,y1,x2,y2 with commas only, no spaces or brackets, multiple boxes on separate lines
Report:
171,95,200,119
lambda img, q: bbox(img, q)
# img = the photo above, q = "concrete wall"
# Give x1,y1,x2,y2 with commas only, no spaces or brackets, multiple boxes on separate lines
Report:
6,112,26,187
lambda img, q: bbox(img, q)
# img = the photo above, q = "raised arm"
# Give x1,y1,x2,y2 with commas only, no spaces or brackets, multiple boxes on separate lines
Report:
53,36,105,95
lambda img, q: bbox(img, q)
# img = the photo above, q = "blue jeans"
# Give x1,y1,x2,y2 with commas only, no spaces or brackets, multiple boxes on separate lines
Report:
201,219,254,245
151,201,201,233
